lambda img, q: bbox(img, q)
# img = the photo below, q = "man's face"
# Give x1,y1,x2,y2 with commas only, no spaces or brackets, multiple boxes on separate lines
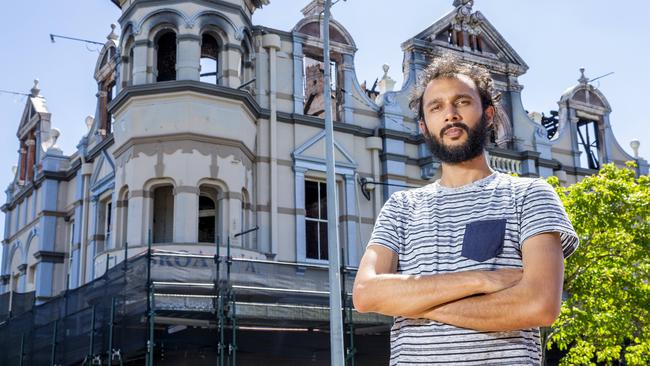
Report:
418,75,493,164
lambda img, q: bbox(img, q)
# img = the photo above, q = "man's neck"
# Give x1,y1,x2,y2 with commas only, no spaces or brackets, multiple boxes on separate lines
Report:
438,152,494,188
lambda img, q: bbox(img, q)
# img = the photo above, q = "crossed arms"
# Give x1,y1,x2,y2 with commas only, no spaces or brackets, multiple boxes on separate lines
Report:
352,232,565,332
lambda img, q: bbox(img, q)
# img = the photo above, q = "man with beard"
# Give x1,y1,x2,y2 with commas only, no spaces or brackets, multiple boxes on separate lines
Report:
352,54,579,365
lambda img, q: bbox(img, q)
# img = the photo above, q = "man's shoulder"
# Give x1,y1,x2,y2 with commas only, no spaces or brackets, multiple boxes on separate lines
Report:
495,172,540,192
388,184,435,203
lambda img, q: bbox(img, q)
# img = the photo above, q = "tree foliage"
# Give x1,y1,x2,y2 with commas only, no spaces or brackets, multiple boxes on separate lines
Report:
545,162,649,365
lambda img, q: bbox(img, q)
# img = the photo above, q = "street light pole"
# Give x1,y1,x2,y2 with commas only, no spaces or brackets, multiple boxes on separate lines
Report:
323,0,345,364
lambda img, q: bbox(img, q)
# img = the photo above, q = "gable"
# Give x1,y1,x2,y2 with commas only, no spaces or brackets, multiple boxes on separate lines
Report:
411,3,528,72
293,130,356,169
90,152,116,189
17,96,50,138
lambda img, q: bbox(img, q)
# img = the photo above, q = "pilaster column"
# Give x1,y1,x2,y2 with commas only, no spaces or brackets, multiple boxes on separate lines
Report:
18,145,27,182
292,35,305,114
86,195,100,282
177,34,201,81
98,88,109,135
342,54,354,123
127,190,148,246
365,137,383,217
294,167,307,262
343,174,358,266
173,186,199,243
132,40,150,85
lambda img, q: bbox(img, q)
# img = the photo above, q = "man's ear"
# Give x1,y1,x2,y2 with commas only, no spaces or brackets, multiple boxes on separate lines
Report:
418,120,427,135
485,106,495,126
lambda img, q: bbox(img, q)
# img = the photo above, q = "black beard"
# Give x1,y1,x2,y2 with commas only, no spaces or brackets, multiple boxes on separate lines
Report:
422,114,490,164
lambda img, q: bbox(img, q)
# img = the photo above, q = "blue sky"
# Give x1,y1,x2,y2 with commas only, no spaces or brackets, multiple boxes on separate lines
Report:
1,0,648,260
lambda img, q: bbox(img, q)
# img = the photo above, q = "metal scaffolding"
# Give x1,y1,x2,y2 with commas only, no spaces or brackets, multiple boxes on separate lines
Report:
0,233,390,365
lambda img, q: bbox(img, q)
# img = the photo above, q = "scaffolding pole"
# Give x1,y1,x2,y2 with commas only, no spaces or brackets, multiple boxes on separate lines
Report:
343,268,357,366
146,230,155,366
108,297,115,365
88,305,96,365
124,241,129,271
230,293,237,366
20,332,25,366
50,319,58,366
216,236,225,366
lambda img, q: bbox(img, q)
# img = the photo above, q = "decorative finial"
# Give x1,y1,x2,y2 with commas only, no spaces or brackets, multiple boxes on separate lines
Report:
301,0,326,17
378,64,396,94
107,23,118,41
630,139,640,158
578,67,589,84
382,64,390,77
85,116,94,131
49,128,60,149
31,79,40,97
453,0,474,8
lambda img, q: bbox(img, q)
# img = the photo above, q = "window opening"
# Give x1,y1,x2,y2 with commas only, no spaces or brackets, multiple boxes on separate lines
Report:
198,194,216,243
156,32,177,82
152,186,174,243
200,34,219,84
105,202,112,247
577,118,600,169
540,110,560,140
305,180,328,260
303,56,339,119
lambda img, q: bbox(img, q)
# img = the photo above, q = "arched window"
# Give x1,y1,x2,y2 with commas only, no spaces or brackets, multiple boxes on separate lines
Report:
240,189,251,248
124,36,135,86
156,32,177,82
198,185,220,243
198,195,216,243
152,185,174,243
200,34,219,84
577,118,601,169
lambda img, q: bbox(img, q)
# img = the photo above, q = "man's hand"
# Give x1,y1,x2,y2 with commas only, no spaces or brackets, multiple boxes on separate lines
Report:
411,232,565,331
353,245,523,318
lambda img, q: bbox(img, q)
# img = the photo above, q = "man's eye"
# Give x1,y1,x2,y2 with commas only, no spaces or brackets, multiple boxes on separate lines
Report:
430,105,441,112
457,99,470,106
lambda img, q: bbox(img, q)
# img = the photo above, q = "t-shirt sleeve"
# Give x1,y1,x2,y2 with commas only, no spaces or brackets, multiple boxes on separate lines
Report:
368,192,406,254
519,179,579,259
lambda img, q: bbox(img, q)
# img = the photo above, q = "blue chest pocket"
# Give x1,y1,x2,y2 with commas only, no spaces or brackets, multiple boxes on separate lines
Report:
461,219,506,262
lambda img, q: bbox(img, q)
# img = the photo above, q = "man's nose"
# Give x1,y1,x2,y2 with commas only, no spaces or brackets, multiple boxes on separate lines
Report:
444,105,461,122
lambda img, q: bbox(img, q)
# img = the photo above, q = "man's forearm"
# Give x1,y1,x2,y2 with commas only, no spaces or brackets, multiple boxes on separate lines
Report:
353,270,487,317
413,282,554,332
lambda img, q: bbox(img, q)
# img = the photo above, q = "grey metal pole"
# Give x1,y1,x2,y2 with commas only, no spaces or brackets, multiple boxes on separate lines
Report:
50,319,58,366
323,1,345,364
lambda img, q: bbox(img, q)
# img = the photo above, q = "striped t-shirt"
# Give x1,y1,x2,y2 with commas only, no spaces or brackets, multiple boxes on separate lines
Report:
368,171,579,365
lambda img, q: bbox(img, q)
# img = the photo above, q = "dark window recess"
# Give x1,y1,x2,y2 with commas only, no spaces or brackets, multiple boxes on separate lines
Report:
200,34,219,84
577,119,600,170
105,202,112,238
153,186,174,243
303,56,340,120
304,181,328,260
198,195,216,243
541,110,560,140
156,32,177,82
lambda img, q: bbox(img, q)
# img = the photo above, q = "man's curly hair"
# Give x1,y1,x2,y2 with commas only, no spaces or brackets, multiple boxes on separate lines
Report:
410,53,500,122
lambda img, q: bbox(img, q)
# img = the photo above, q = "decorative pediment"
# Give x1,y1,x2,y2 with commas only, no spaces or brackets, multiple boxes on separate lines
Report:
292,130,357,169
90,151,115,189
17,80,51,139
411,1,528,73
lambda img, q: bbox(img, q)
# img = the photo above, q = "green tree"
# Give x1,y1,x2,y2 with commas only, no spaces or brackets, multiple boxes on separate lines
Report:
544,162,650,365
